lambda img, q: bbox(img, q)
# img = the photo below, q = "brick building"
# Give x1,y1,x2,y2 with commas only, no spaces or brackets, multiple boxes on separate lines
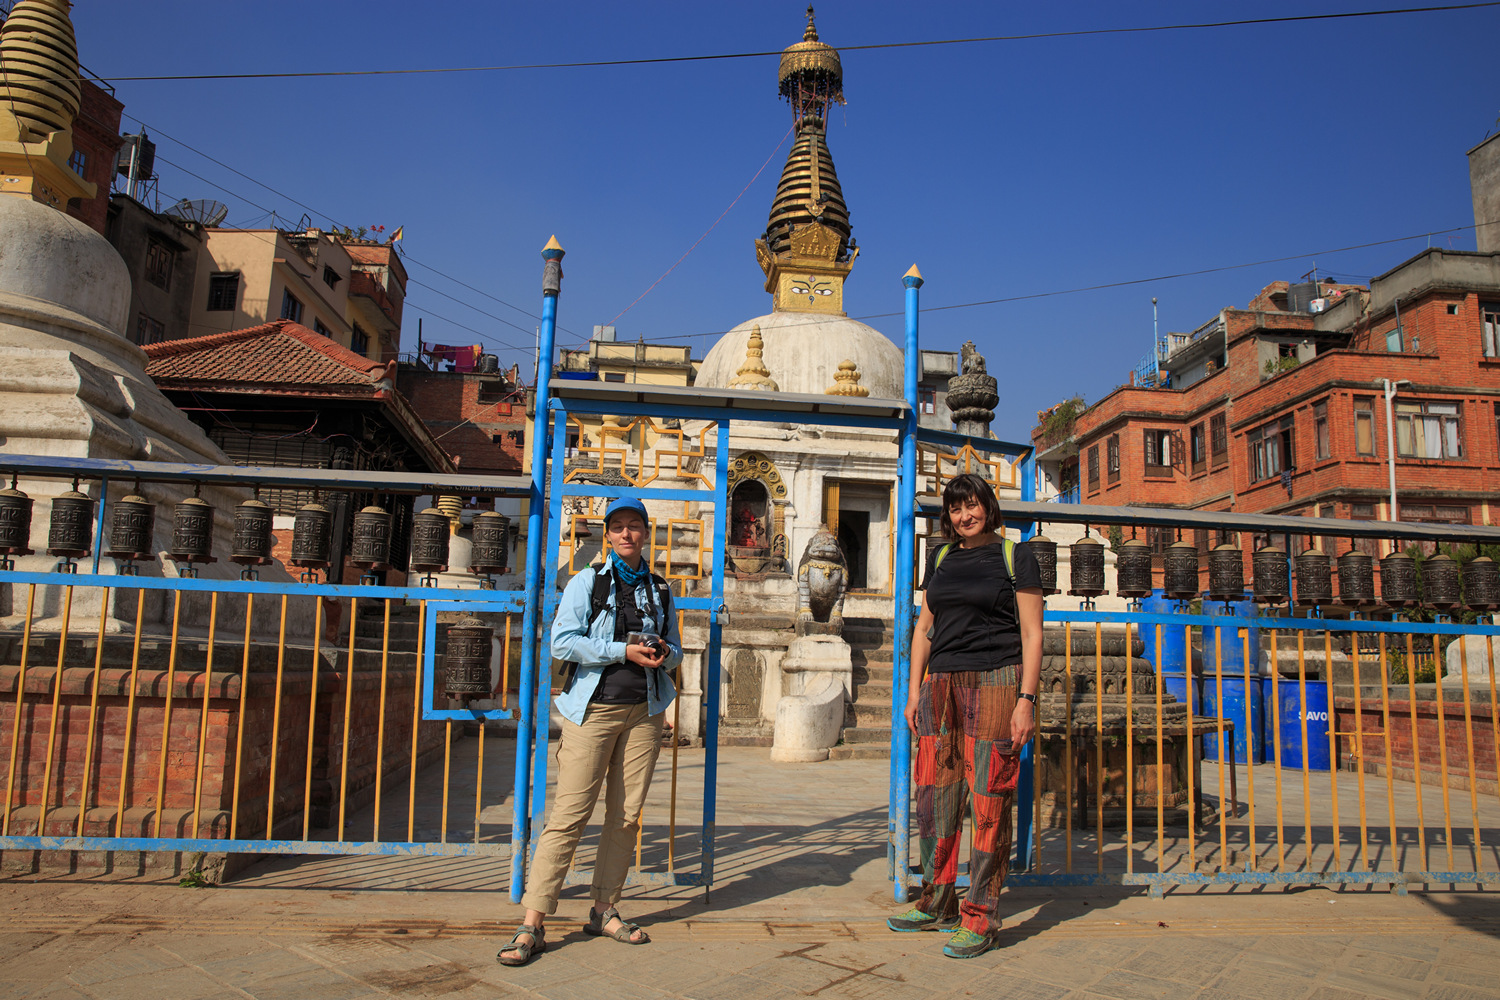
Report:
397,357,527,475
1033,140,1500,586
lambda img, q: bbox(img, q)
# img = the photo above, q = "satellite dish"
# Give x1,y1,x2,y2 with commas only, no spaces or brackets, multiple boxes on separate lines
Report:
165,198,229,228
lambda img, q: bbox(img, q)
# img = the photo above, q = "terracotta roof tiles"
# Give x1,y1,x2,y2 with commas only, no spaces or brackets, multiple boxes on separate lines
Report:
143,320,387,389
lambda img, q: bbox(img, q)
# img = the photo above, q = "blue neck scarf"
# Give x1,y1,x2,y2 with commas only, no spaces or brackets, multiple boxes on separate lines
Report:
610,551,648,590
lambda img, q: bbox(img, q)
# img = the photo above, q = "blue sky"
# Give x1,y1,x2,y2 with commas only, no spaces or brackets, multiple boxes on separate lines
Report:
74,1,1499,437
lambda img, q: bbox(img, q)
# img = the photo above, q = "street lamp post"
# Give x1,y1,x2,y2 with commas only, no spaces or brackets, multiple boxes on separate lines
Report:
1383,378,1411,523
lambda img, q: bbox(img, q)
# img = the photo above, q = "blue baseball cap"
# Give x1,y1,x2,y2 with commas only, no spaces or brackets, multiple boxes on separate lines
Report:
603,497,649,527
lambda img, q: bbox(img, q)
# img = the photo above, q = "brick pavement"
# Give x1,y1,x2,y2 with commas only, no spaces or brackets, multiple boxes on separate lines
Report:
2,746,1499,999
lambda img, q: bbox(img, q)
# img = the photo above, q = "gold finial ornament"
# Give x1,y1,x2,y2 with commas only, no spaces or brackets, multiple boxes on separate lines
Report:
0,0,94,208
728,325,779,391
825,359,869,397
757,9,857,316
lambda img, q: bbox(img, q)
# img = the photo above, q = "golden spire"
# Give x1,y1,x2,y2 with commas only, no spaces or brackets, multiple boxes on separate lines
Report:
728,325,779,391
825,359,869,397
0,0,94,208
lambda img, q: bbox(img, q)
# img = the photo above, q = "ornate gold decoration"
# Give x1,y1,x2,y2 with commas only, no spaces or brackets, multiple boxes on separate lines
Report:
788,223,842,262
727,451,789,501
778,7,843,89
727,325,779,391
562,414,711,491
0,0,94,208
825,359,869,397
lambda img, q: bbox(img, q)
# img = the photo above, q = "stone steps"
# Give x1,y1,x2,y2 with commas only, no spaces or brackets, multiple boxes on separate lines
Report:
839,726,893,745
827,743,891,761
837,619,897,758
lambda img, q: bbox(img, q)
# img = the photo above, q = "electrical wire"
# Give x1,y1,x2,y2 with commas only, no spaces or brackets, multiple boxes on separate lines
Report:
94,3,1500,82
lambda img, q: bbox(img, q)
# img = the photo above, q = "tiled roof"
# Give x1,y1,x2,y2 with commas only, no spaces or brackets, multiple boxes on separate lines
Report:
143,320,387,389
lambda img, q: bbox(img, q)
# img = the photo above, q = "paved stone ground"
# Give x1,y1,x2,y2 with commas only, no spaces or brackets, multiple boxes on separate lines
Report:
2,745,1499,999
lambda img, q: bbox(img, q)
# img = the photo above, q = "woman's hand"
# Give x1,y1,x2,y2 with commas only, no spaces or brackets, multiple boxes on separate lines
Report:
626,643,665,669
903,696,920,735
1010,697,1036,747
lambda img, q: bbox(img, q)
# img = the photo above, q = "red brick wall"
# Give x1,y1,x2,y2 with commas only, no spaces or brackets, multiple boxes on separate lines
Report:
400,369,526,473
1334,692,1497,794
64,82,124,237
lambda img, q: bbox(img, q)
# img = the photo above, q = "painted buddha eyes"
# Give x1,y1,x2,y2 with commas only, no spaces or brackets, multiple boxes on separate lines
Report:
790,281,833,297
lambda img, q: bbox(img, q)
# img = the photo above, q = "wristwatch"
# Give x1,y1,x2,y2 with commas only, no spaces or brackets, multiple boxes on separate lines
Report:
1018,692,1037,705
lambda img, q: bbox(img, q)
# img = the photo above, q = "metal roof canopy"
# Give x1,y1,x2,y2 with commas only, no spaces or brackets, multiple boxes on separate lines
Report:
547,379,909,426
993,499,1500,546
0,454,531,497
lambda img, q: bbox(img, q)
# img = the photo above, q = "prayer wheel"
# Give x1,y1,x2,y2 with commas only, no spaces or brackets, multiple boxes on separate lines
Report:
1114,538,1153,599
47,489,94,558
0,486,34,554
1068,536,1105,597
109,494,155,557
170,497,214,561
351,505,392,569
1337,548,1375,606
1379,550,1417,608
1423,553,1460,610
444,615,494,700
1027,531,1059,595
290,501,333,568
1252,543,1289,605
1163,540,1200,601
1207,542,1245,603
1463,555,1500,612
409,507,451,574
231,498,274,564
1294,547,1331,606
470,511,511,575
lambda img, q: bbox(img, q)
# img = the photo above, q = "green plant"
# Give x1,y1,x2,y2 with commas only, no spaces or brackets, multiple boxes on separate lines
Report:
1037,396,1086,446
1263,355,1301,376
1106,525,1124,553
1401,542,1500,625
178,869,211,888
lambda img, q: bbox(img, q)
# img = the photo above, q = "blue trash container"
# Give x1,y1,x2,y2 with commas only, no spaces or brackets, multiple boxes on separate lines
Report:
1201,673,1265,764
1143,590,1195,711
1203,600,1260,675
1275,677,1331,771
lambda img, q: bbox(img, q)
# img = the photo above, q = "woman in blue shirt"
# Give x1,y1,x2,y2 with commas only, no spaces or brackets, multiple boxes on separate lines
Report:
499,498,681,967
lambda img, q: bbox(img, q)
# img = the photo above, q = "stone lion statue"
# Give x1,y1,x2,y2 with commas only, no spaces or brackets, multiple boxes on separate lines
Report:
797,525,848,632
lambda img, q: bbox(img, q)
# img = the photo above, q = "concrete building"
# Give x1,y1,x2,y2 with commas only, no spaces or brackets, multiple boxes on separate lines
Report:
186,227,405,362
104,193,203,345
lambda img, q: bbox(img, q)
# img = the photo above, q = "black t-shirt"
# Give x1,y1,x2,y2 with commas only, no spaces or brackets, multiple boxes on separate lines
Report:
921,539,1042,672
591,576,653,705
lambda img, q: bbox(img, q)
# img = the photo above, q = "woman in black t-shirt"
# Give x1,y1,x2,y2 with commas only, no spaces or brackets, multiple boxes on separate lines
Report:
887,473,1044,959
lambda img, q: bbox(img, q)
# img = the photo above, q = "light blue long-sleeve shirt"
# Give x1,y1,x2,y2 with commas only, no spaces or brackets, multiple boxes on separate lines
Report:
550,563,681,726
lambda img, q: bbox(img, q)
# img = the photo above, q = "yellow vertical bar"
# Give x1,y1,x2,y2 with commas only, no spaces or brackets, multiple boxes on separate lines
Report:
3,584,37,836
1094,621,1104,874
1063,622,1073,873
1213,628,1228,870
440,719,451,844
500,614,512,712
114,593,145,838
1184,623,1197,872
151,590,181,839
1271,629,1285,871
1322,630,1341,870
1242,627,1257,870
1154,623,1165,873
373,598,391,841
265,594,289,840
1124,620,1134,874
1431,633,1454,872
668,590,684,871
37,584,73,837
190,592,218,839
1488,636,1500,845
1296,631,1313,870
637,814,644,869
1378,634,1398,873
474,720,484,845
408,599,425,842
339,597,357,840
77,588,111,836
1350,631,1369,870
1404,633,1427,866
1457,635,1482,870
230,593,253,840
302,596,323,842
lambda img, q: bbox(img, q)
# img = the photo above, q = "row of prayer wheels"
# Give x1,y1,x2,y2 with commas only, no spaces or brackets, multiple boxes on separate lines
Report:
1026,530,1500,611
0,484,510,577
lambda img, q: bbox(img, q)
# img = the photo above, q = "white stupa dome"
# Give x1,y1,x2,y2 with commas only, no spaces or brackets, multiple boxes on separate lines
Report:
697,310,904,399
0,195,130,335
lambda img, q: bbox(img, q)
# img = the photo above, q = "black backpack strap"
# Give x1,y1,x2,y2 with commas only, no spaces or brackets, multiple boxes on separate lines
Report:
563,567,615,695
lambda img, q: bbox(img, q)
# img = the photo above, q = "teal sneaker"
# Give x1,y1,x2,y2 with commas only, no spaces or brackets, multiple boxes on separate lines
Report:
886,907,959,932
942,927,999,959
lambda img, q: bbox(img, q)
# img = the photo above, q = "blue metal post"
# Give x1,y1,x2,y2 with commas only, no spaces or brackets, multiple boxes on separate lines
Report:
701,419,730,899
891,265,922,899
1015,448,1037,871
510,236,564,903
530,406,570,856
90,476,108,575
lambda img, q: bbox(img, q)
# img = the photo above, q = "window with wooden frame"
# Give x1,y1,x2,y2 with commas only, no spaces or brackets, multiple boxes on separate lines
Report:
1395,400,1463,459
1481,301,1499,358
1314,401,1330,460
1106,434,1120,484
1354,397,1376,456
1248,416,1295,482
1190,422,1206,474
144,241,172,290
1209,413,1227,466
1087,445,1099,492
1143,428,1173,477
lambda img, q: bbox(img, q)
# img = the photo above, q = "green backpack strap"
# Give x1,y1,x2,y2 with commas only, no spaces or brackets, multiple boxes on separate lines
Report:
931,538,1015,584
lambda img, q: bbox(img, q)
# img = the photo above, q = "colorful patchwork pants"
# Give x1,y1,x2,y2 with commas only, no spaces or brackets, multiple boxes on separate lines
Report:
914,666,1020,935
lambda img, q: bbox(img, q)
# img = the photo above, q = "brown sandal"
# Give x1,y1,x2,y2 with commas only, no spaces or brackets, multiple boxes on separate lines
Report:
497,924,546,966
585,906,649,944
